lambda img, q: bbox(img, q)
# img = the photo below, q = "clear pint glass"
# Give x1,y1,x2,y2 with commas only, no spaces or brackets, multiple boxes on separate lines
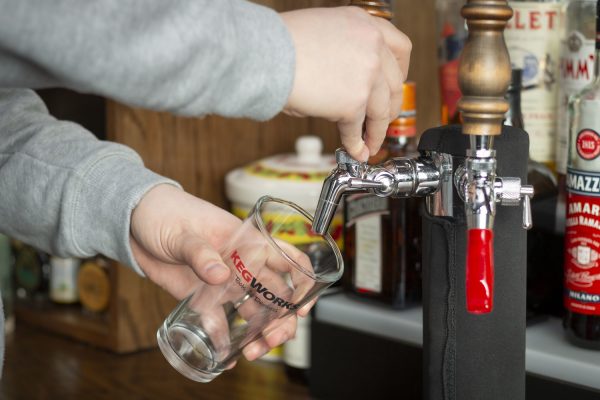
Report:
157,196,343,382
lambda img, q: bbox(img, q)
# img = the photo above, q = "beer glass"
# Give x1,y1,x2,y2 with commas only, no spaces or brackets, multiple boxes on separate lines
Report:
157,196,343,382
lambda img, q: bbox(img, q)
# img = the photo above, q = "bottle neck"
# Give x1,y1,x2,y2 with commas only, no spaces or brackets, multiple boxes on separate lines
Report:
505,89,523,129
504,69,524,129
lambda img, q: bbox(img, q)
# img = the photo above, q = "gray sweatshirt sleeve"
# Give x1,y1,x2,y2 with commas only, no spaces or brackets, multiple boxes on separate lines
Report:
0,0,295,121
0,89,180,275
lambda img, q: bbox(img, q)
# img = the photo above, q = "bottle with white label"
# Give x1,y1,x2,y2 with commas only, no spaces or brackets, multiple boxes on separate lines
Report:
563,0,600,349
283,313,311,384
506,0,564,167
49,256,80,304
557,0,597,174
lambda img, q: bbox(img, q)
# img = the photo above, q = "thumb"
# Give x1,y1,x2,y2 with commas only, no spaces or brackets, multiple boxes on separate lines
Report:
176,235,231,285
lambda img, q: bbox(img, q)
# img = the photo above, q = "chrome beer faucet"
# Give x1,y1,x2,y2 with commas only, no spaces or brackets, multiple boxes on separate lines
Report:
312,148,446,235
314,0,534,315
313,137,533,314
453,135,533,313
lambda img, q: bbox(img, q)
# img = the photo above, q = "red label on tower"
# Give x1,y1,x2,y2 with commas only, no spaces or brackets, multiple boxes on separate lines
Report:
565,169,600,315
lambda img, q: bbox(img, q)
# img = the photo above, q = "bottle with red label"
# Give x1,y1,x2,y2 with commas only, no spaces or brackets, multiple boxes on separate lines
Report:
563,0,600,349
343,82,422,308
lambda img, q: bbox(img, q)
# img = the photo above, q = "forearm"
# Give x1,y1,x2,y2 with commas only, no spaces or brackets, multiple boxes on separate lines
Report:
0,0,294,120
0,89,179,274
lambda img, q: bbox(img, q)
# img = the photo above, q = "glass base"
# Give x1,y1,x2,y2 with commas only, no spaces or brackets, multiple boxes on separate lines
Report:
157,321,223,383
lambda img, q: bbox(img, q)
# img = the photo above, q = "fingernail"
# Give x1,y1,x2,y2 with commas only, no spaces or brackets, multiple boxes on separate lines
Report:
206,264,229,280
359,147,370,162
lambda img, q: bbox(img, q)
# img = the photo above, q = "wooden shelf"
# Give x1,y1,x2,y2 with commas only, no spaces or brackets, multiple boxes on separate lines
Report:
14,261,177,353
15,299,111,348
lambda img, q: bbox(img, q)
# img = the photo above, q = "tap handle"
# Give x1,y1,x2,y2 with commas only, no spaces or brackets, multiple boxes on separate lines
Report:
521,186,534,230
466,228,495,314
335,148,361,166
495,178,534,230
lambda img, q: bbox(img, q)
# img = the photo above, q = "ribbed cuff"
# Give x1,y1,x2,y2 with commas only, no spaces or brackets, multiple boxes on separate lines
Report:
69,153,181,276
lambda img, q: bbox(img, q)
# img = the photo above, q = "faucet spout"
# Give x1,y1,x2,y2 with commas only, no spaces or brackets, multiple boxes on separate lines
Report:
311,148,445,235
312,170,352,235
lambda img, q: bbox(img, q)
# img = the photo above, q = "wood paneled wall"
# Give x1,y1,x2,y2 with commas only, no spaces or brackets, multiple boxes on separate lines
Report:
107,0,438,208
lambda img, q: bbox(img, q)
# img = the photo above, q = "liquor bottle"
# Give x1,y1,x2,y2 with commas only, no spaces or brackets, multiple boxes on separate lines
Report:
557,0,597,175
505,69,564,322
49,256,80,304
283,241,335,384
506,69,559,199
283,310,311,385
77,258,111,313
506,0,564,168
12,241,50,300
555,0,597,236
343,82,422,309
563,0,600,349
435,0,467,124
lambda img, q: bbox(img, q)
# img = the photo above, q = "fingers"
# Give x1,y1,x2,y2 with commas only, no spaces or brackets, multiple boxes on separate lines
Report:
381,45,405,120
130,237,201,300
371,16,412,78
340,23,409,160
298,297,317,317
362,20,408,155
177,235,231,285
338,118,370,162
242,315,298,361
364,73,391,156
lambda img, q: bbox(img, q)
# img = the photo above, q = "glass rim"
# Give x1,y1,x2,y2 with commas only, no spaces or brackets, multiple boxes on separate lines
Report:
251,195,344,283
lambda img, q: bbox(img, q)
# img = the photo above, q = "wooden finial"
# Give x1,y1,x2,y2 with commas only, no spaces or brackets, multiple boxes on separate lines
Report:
349,1,393,20
458,0,513,136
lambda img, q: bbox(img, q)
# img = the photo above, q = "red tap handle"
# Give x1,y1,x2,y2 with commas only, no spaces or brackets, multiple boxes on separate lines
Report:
466,228,494,314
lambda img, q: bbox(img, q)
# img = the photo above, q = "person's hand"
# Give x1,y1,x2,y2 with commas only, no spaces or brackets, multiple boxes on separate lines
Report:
281,6,411,161
129,184,301,361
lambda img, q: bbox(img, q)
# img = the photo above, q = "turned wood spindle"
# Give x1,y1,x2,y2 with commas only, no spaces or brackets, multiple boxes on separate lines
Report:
459,0,513,137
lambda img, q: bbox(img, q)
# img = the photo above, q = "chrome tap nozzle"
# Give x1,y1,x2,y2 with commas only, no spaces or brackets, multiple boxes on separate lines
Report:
312,149,385,234
312,148,444,235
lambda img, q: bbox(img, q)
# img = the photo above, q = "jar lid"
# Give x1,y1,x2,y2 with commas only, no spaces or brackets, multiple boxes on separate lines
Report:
225,136,336,211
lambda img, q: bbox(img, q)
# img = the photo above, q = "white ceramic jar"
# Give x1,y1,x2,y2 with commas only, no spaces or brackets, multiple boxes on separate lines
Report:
225,136,343,247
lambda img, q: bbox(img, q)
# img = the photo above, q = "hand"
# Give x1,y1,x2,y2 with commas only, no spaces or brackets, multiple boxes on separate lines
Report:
281,6,411,161
130,184,301,360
